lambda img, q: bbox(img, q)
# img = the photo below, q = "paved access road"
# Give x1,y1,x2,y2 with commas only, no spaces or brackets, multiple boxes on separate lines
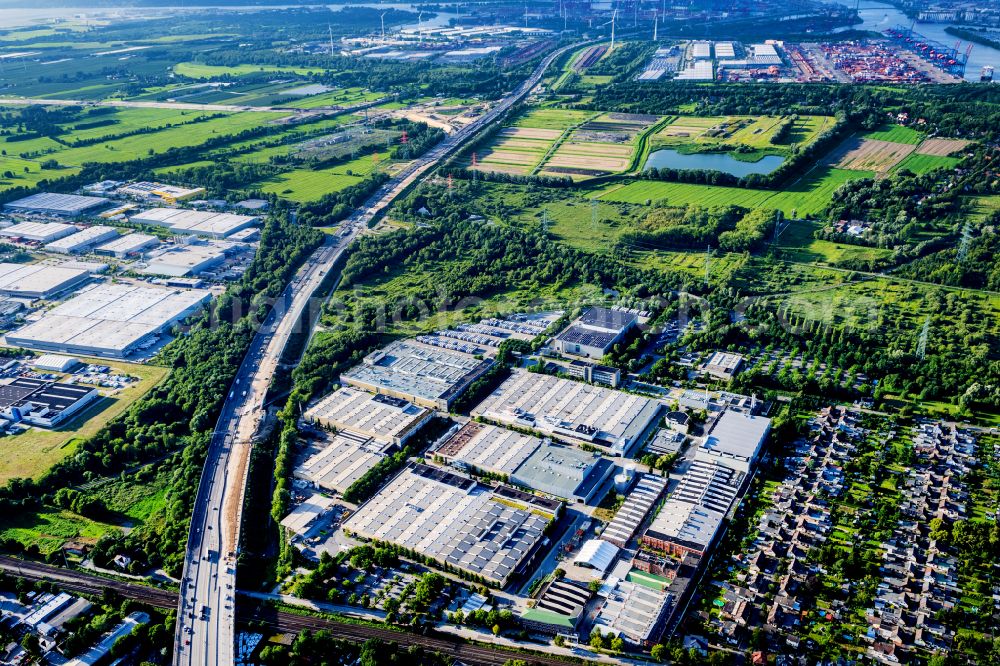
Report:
172,40,583,666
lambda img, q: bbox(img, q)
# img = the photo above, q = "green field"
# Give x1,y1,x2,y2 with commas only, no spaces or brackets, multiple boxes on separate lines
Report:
173,62,327,79
0,360,170,484
892,152,961,175
514,107,593,130
652,114,835,156
599,166,870,217
0,508,117,555
862,124,925,144
257,160,383,202
0,109,275,192
776,219,895,265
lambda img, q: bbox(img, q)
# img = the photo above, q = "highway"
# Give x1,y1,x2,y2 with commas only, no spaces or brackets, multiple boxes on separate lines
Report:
172,40,583,666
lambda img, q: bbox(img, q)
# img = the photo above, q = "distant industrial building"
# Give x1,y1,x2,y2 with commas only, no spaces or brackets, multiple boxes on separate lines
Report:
642,498,725,557
117,181,206,204
8,283,212,357
94,233,160,259
670,459,743,514
552,306,638,360
601,473,668,548
341,340,494,411
592,576,672,647
342,463,551,587
519,578,591,635
703,351,744,380
280,493,337,537
0,376,99,428
294,431,390,495
510,441,614,504
0,222,80,243
696,410,771,473
44,226,120,255
139,242,229,277
675,60,714,80
573,538,620,573
691,41,712,59
3,193,108,217
563,359,622,387
715,41,736,59
435,421,543,477
471,370,660,456
0,263,91,299
129,207,257,238
33,354,81,373
303,387,431,446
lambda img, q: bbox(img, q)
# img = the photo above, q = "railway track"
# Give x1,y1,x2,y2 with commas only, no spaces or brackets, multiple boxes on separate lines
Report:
0,557,590,666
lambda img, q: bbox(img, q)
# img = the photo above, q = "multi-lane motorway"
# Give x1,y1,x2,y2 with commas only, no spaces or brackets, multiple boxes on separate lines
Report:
172,40,583,666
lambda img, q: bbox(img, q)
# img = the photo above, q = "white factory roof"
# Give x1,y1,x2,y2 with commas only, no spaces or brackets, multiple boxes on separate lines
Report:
280,493,336,536
294,432,388,494
675,60,714,80
574,539,620,573
341,339,493,409
601,474,668,548
691,41,712,59
0,222,79,243
645,498,725,552
715,42,736,59
471,370,661,456
7,282,212,357
130,207,257,238
94,233,159,258
139,243,227,277
343,463,549,586
304,386,431,445
0,262,90,298
4,192,107,216
593,577,672,645
698,410,771,469
44,226,119,254
435,421,542,476
33,354,81,372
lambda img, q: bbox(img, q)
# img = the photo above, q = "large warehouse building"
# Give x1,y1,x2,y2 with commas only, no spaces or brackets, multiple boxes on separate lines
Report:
471,370,661,456
3,193,108,217
341,340,495,411
94,234,160,259
552,306,638,360
7,283,211,357
303,387,431,446
44,226,120,255
510,442,615,504
696,410,771,473
435,422,544,477
294,431,390,495
0,376,100,428
0,263,91,299
129,208,257,238
0,222,80,243
343,463,551,587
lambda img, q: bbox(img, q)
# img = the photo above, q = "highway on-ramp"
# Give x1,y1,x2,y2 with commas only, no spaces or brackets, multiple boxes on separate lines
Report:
173,41,582,666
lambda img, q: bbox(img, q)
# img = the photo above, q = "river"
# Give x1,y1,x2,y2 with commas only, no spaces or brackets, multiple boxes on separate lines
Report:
828,0,1000,81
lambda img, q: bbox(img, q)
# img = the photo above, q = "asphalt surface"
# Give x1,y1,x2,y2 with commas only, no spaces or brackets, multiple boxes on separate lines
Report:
171,41,584,666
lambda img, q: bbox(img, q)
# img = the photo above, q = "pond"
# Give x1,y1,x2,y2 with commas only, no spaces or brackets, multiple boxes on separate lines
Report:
644,149,786,177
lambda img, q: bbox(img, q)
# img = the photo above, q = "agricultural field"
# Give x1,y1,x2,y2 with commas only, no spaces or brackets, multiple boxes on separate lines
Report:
827,137,916,173
891,152,961,174
0,360,170,485
256,152,389,202
650,114,834,156
468,108,660,179
539,112,661,179
173,62,327,79
861,123,925,144
0,106,277,193
598,166,870,217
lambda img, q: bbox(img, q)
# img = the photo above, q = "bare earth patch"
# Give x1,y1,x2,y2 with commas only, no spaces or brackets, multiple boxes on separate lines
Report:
828,137,916,173
915,138,971,156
